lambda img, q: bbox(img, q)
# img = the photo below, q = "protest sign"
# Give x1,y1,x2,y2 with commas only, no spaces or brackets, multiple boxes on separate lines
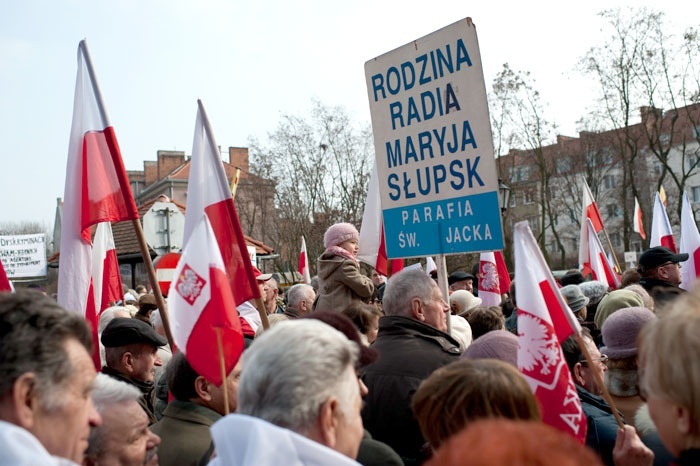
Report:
0,234,47,278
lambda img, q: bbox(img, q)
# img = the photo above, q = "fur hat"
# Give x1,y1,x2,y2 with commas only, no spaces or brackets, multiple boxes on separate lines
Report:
560,285,589,313
461,330,518,368
450,290,482,316
594,289,644,330
600,307,656,359
579,280,608,306
323,223,359,249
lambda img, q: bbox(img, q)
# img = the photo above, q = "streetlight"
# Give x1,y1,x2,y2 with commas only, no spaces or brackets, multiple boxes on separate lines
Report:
498,179,511,214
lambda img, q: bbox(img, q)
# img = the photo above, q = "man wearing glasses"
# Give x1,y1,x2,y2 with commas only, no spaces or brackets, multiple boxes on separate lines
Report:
637,246,688,309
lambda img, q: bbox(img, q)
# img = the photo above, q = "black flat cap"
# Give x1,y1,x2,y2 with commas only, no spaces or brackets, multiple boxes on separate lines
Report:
101,317,167,348
448,271,475,285
638,246,689,272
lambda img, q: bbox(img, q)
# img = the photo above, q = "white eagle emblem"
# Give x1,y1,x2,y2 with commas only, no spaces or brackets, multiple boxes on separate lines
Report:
518,313,560,376
480,261,498,291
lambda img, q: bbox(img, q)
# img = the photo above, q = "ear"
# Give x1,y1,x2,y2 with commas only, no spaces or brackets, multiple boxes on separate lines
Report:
317,397,340,450
193,376,212,401
410,297,424,321
7,373,40,429
676,405,692,436
121,351,135,374
573,363,586,388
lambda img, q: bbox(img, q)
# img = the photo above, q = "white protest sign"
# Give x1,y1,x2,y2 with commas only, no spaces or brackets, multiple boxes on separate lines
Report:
0,234,47,278
365,18,503,259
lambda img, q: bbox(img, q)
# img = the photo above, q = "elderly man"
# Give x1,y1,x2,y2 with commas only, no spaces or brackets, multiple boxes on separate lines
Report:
361,269,461,465
0,290,102,465
448,270,474,293
209,320,364,465
151,353,242,466
84,374,160,466
284,283,316,319
637,246,689,309
101,318,166,425
265,277,284,315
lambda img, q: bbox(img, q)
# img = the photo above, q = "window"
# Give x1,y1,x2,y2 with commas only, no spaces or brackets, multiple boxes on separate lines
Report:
508,166,529,182
692,186,700,203
653,162,662,176
524,190,535,205
606,204,620,218
555,158,571,174
602,175,615,190
688,155,699,171
610,232,621,248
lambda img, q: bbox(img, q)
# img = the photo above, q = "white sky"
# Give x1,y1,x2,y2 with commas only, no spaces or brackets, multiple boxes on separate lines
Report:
1,0,697,228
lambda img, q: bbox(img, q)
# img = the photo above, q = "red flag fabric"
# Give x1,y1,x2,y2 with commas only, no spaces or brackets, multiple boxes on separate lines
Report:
183,100,258,306
358,161,403,276
494,250,511,295
58,41,138,343
633,197,646,240
583,219,620,289
514,221,587,443
0,258,12,292
680,193,700,291
578,179,604,269
169,215,244,385
650,192,677,252
478,251,502,306
298,236,311,284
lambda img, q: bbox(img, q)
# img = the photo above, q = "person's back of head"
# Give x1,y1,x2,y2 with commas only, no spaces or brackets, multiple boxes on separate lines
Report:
412,358,540,450
464,306,505,340
425,419,602,466
382,269,435,318
237,319,363,459
286,283,315,311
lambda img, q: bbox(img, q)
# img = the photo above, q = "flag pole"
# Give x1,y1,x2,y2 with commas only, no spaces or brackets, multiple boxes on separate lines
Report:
575,333,624,428
132,218,176,350
216,327,230,415
600,228,622,274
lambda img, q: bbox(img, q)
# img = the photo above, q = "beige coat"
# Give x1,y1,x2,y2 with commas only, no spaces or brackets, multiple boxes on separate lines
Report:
314,253,374,312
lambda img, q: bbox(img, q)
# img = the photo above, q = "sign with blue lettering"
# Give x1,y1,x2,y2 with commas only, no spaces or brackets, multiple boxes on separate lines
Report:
365,18,503,258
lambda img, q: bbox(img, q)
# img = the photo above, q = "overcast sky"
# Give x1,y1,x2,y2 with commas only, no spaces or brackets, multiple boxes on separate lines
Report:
1,0,697,229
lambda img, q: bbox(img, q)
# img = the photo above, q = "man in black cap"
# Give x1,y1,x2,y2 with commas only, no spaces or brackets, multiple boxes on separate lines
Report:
101,317,167,425
637,246,689,309
448,271,475,293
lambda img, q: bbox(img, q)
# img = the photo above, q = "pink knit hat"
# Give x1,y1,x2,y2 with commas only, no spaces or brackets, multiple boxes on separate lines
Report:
600,307,656,359
323,223,359,248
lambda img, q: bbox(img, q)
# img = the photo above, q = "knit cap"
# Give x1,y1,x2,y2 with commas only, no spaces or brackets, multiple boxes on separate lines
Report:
594,289,644,330
560,285,589,313
461,330,518,368
323,223,359,249
600,307,656,359
450,290,482,316
579,280,608,306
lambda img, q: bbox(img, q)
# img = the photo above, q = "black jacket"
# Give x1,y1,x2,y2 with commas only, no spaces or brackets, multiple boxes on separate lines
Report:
578,386,621,466
102,366,158,425
639,277,685,309
361,316,461,465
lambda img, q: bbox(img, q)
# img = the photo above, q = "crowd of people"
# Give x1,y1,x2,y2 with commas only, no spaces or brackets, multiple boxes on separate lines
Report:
1,219,699,466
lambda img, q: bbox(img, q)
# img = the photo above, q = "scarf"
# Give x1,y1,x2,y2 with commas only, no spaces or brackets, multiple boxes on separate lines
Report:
324,245,359,266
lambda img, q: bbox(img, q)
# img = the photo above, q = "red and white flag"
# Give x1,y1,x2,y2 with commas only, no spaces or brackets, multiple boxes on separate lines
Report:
633,197,646,240
478,251,502,306
169,215,244,385
58,41,139,367
91,222,124,313
494,250,511,296
680,193,700,291
183,100,258,307
583,219,620,289
0,258,13,292
578,178,605,269
650,192,677,252
358,161,403,276
514,221,586,443
298,236,311,284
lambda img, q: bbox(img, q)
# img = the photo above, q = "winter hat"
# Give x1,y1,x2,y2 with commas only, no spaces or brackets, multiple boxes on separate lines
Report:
600,307,656,359
594,289,644,330
450,290,482,316
323,223,359,249
579,280,608,306
560,285,589,313
461,330,518,368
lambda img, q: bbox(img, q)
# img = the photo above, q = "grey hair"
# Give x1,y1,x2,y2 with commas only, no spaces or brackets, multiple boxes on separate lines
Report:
0,290,92,411
86,374,142,460
383,269,436,317
286,284,315,309
238,319,359,434
98,306,130,334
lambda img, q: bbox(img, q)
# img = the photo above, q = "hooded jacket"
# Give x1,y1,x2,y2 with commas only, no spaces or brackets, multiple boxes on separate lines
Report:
315,252,373,312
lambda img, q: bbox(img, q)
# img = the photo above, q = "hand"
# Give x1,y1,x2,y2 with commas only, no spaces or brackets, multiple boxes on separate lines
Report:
613,425,654,466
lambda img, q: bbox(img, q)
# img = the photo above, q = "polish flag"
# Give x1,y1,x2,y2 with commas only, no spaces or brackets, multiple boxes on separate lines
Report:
478,251,502,306
298,236,311,284
169,215,244,385
494,250,511,295
680,193,700,291
91,222,124,313
358,161,403,276
578,179,605,269
58,41,139,364
650,192,677,252
0,258,13,292
514,221,586,443
633,197,646,240
183,100,258,307
583,219,620,289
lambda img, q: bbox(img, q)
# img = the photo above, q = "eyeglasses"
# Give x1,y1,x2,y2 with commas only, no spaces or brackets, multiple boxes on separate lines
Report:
580,354,608,366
